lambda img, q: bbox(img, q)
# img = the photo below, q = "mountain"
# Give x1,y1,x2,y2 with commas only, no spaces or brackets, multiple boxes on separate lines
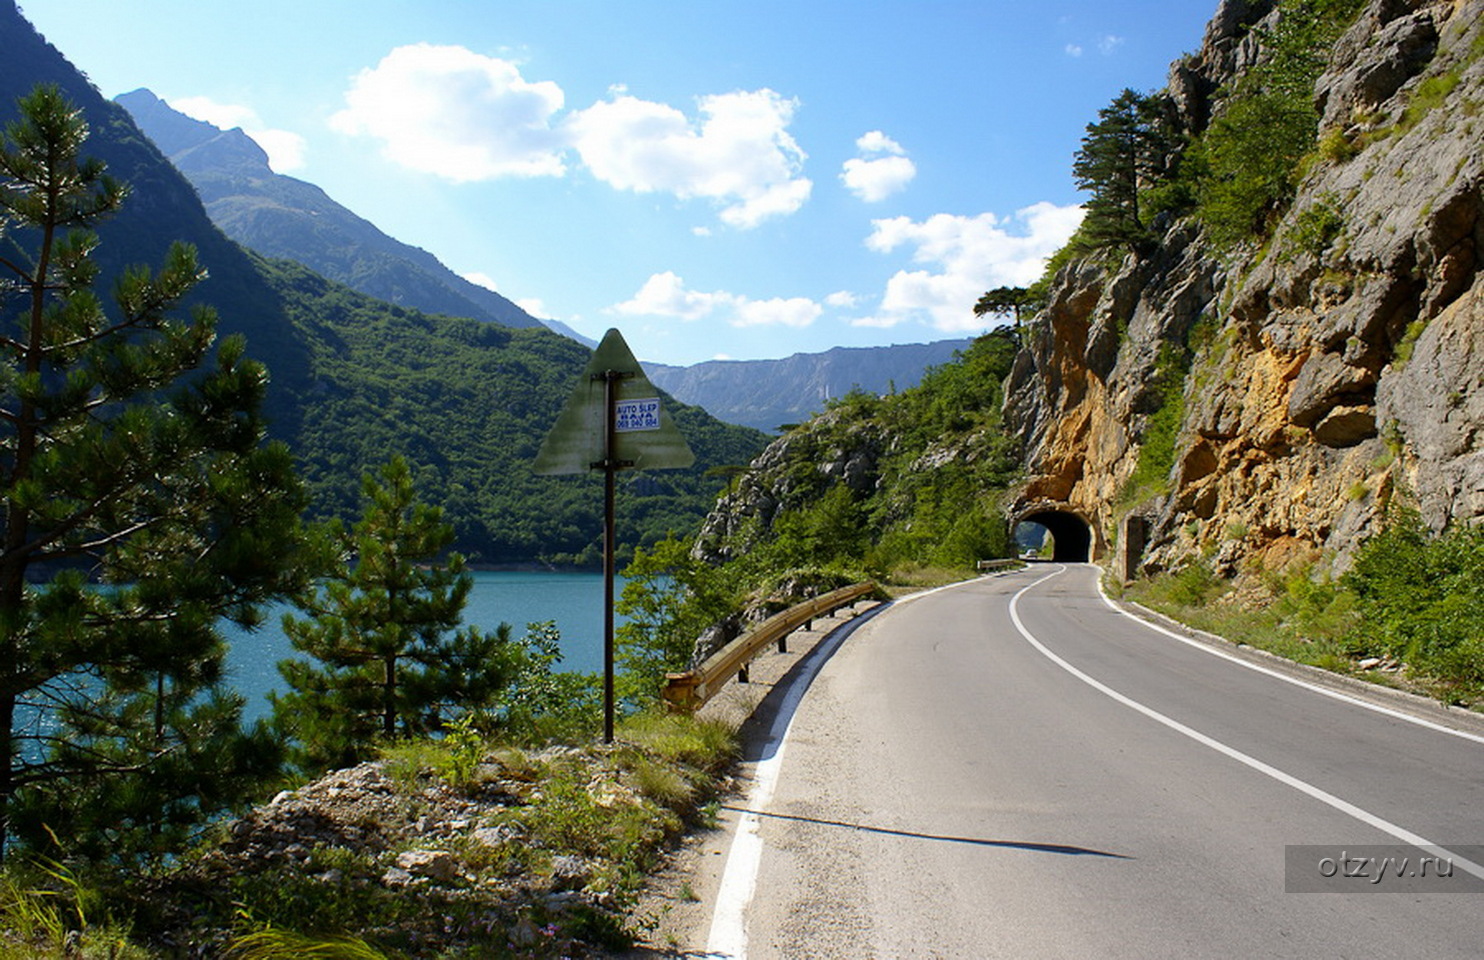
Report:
116,88,550,333
647,339,974,431
1,2,768,564
1004,0,1484,581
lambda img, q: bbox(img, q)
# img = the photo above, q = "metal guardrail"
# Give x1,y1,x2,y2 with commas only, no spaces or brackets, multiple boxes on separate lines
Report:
976,558,1020,572
661,581,878,712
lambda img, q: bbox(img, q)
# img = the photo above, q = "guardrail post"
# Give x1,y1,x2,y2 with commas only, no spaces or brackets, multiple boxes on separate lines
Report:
661,671,699,714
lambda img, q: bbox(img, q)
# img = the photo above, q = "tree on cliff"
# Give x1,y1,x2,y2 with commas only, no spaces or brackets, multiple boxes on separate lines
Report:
1072,88,1179,251
0,85,312,863
274,455,518,772
974,286,1036,336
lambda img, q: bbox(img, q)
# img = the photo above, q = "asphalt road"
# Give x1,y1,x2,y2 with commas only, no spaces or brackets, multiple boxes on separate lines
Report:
706,564,1484,959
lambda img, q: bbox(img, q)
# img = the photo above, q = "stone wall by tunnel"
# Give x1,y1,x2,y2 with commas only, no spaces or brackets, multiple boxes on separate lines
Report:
1017,509,1094,563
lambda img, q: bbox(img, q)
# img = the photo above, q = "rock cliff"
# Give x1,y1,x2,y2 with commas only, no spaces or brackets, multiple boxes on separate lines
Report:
1007,0,1484,581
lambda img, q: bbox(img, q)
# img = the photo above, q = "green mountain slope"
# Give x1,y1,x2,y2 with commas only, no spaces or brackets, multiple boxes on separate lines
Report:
1,1,767,564
117,88,549,332
693,329,1024,574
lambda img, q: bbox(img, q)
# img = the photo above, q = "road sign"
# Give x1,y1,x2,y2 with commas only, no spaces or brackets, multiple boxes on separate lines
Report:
533,329,694,475
533,328,695,742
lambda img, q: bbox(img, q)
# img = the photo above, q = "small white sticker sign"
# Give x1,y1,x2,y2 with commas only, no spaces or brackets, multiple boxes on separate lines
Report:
615,397,662,432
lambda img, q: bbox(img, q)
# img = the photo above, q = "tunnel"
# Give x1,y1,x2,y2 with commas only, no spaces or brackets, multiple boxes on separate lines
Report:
1015,508,1094,563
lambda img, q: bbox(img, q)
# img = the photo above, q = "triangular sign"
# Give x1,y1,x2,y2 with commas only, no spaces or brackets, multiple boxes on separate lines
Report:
533,328,695,475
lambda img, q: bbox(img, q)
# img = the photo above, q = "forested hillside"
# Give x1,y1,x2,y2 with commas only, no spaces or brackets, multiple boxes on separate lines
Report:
261,254,767,562
691,328,1024,575
0,2,768,564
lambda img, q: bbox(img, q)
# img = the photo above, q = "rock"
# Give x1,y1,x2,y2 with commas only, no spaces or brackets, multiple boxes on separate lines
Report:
550,855,592,891
396,849,460,883
1316,4,1439,128
1312,404,1377,447
381,866,415,887
470,825,513,848
1003,0,1484,581
1288,351,1376,428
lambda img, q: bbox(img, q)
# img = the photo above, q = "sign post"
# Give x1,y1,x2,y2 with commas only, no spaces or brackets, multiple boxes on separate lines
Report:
533,329,694,742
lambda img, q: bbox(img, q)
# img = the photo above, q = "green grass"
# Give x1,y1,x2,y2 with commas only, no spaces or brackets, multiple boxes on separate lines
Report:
0,863,150,960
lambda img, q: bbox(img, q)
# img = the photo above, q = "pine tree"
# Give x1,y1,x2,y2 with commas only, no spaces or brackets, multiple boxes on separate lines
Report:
1072,88,1179,251
0,85,312,863
275,456,517,772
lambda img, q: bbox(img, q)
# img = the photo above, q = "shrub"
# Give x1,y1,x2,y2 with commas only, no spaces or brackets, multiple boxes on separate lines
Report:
1344,509,1484,698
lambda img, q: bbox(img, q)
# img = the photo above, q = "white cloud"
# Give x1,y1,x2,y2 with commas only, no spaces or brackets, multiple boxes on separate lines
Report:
169,96,306,172
825,290,859,308
611,272,821,328
567,88,812,228
171,96,256,129
861,201,1085,331
515,297,549,318
330,43,567,181
1099,35,1126,55
842,155,917,203
856,130,905,156
841,129,916,202
1065,44,1084,58
611,271,733,322
329,47,814,226
462,271,501,292
247,129,307,172
733,296,822,328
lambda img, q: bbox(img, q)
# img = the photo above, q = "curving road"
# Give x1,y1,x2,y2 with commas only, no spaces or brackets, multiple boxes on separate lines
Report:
704,565,1484,959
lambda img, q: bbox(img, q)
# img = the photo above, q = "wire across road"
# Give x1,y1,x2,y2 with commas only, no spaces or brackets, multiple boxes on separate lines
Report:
704,564,1484,959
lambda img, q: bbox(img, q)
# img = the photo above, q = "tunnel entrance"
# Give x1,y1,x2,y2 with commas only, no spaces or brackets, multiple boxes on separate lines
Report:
1015,509,1093,563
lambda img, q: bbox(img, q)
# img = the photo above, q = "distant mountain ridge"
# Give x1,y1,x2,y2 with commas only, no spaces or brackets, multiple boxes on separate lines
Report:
117,88,550,332
647,339,974,431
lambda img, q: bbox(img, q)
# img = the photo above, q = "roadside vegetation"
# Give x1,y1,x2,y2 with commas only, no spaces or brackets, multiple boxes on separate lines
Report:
1122,508,1484,710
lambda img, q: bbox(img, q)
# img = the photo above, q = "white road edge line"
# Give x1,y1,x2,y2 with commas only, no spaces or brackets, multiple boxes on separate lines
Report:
1095,570,1484,746
1010,566,1484,882
705,599,890,959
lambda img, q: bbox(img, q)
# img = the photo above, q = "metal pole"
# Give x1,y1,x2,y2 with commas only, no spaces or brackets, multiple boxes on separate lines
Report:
601,370,618,744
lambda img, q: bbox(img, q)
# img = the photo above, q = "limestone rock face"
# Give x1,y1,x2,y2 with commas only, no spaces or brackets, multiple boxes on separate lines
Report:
1008,0,1484,579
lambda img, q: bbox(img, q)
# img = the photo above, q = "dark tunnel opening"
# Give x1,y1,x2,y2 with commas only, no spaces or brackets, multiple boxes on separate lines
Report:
1018,510,1093,563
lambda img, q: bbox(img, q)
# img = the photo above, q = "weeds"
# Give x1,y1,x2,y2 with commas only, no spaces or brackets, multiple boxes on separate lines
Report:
0,860,147,960
223,928,390,960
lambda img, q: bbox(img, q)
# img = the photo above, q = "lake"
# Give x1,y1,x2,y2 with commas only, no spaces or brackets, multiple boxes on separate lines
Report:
223,570,624,722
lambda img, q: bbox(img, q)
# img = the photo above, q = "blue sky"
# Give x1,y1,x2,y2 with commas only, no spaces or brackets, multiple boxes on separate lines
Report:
23,1,1218,365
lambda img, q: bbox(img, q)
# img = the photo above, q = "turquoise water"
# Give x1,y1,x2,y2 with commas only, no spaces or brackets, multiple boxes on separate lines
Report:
223,570,625,722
